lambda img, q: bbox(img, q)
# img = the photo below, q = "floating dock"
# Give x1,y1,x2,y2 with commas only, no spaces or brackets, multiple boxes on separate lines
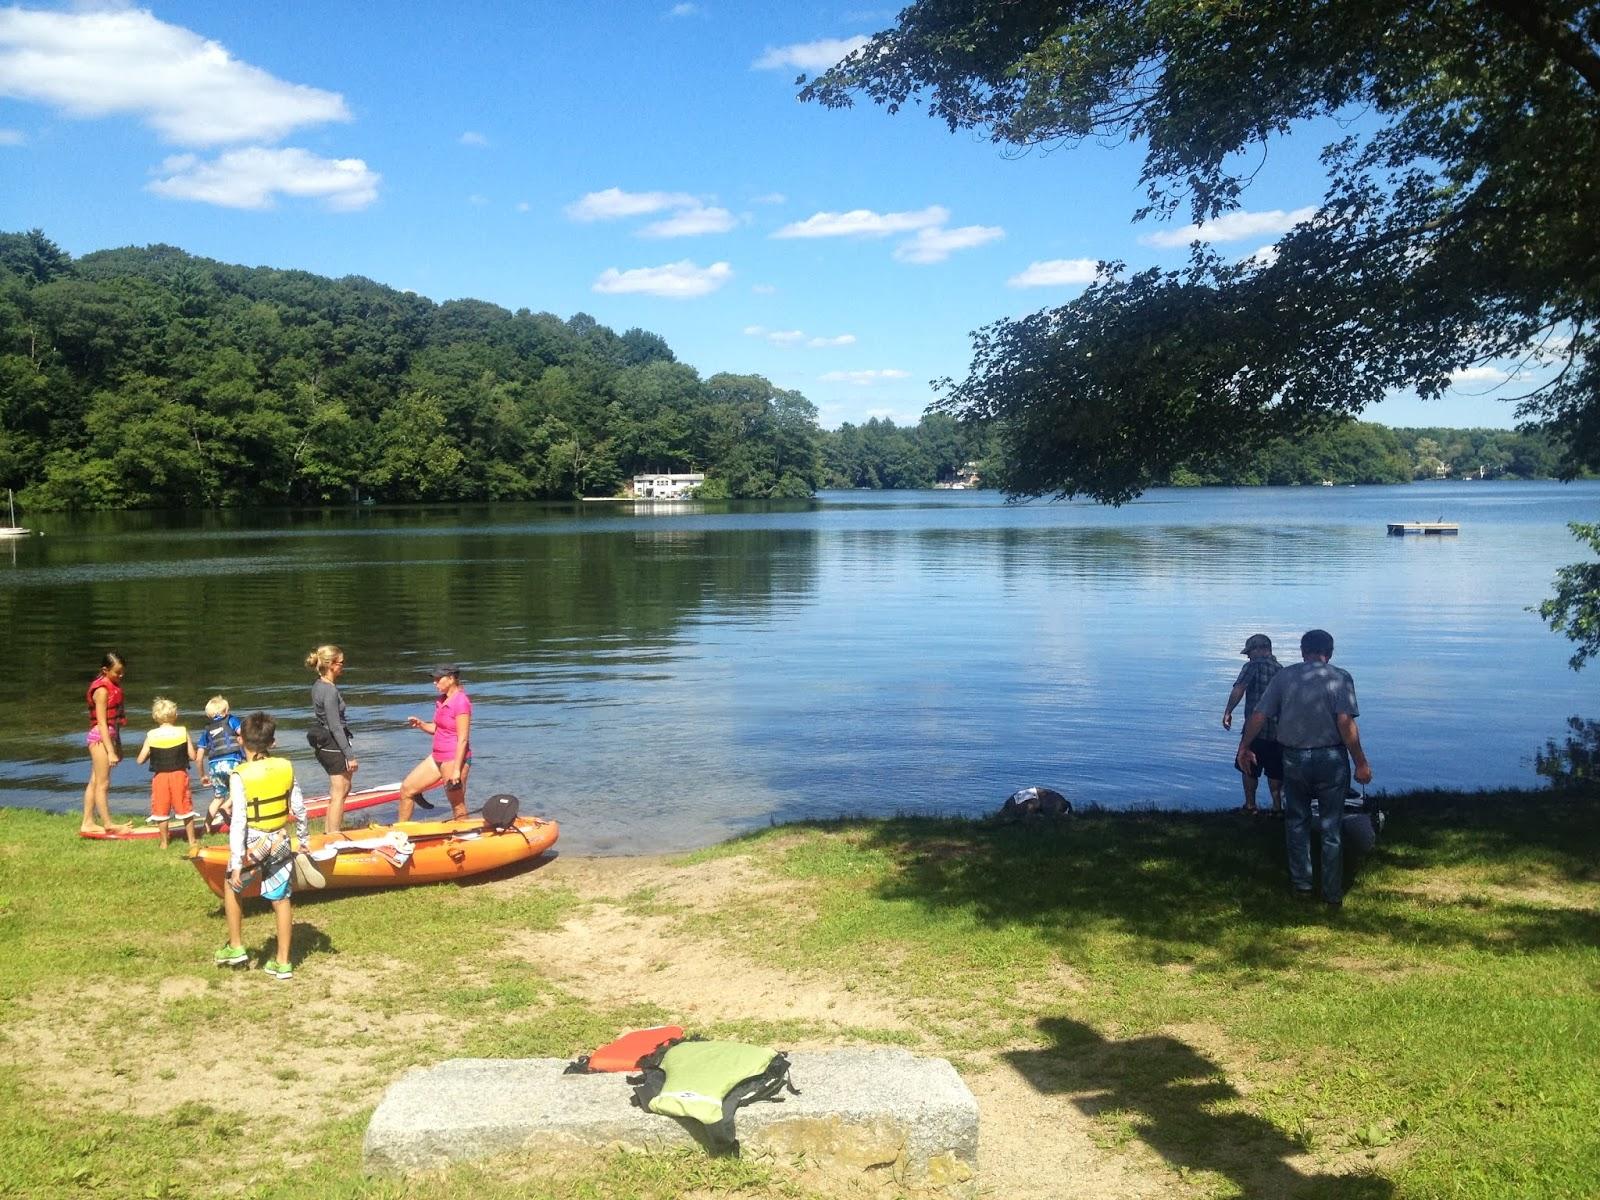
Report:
1387,522,1459,536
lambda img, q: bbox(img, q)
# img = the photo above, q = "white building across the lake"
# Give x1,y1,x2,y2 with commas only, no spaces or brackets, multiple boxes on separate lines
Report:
632,472,705,499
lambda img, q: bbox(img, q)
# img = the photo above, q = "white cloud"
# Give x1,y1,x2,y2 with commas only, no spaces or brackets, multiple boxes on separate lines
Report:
640,205,737,237
515,200,531,212
745,326,857,348
592,259,732,299
774,205,948,239
1007,258,1100,288
667,3,701,16
566,186,700,222
467,193,489,206
751,191,786,205
893,223,1004,264
147,146,379,210
751,283,777,294
1142,205,1317,248
753,36,870,72
821,368,910,385
1240,244,1279,269
459,130,488,147
1449,366,1511,387
0,126,22,145
0,7,349,145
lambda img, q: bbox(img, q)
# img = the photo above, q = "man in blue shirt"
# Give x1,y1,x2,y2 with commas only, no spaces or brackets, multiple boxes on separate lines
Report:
1236,629,1374,907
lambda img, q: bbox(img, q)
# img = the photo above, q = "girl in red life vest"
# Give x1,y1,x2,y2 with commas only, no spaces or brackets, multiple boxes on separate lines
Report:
82,651,132,835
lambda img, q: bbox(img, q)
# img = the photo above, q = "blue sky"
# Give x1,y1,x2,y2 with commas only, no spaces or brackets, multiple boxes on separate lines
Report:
0,1,1526,429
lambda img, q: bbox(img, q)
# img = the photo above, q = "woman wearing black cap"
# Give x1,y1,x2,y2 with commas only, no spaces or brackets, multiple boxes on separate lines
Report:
399,665,471,821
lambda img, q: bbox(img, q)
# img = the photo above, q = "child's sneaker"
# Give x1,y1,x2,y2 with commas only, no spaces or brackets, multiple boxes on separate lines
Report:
213,944,247,967
262,960,293,980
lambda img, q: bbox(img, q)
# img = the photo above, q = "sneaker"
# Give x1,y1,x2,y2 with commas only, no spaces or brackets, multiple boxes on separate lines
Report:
213,944,247,967
262,960,293,980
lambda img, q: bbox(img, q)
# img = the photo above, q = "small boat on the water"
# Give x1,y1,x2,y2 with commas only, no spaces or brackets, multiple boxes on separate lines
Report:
0,489,26,537
1387,521,1460,535
188,813,558,897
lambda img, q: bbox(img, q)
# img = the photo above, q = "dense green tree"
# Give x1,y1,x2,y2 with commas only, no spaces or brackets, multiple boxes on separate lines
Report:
802,1,1600,502
1538,523,1600,670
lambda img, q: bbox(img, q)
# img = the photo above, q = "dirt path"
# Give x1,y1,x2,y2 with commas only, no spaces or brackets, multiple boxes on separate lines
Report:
530,855,1191,1200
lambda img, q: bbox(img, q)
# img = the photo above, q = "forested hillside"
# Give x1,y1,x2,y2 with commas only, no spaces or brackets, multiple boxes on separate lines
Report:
0,230,829,507
0,230,1568,509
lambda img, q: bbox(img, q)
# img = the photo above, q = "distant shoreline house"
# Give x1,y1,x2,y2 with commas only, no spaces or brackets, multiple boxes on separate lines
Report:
933,462,982,490
632,472,705,499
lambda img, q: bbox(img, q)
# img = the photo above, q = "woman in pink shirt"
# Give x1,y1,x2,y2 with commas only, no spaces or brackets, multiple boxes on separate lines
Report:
399,664,471,820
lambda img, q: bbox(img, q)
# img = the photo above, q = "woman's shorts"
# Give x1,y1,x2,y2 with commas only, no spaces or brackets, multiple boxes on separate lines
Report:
307,729,351,777
433,751,472,780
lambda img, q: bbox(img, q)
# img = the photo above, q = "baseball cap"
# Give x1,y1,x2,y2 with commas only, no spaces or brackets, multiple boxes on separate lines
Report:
1240,634,1272,655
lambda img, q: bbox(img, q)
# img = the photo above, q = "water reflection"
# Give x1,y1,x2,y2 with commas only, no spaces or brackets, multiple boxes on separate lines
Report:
1,481,1595,852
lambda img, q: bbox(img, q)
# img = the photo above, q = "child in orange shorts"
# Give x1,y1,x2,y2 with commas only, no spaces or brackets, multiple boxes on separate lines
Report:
136,697,198,848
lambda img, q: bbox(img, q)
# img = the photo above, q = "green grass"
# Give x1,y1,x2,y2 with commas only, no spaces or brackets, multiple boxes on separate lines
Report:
675,791,1600,1198
2,793,1596,1199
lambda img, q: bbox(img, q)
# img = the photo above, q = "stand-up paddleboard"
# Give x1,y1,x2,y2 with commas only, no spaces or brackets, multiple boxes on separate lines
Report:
189,814,558,897
77,779,438,840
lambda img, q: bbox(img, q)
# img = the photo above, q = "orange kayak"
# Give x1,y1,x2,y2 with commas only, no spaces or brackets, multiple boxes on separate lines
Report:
188,815,558,898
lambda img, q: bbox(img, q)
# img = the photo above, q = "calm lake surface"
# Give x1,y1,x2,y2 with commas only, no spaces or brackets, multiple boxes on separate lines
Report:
2,481,1595,853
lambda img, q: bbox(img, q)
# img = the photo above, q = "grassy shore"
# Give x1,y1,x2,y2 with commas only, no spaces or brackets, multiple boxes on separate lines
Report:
1,790,1595,1199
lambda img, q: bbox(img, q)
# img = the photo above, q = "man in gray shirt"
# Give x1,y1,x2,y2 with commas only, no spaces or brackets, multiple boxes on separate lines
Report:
1236,629,1373,906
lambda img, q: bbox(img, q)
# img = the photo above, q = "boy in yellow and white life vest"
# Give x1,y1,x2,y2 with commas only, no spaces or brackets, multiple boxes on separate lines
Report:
214,712,308,980
135,697,198,849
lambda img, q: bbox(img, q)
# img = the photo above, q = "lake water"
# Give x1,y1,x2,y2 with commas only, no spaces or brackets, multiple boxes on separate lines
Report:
2,481,1595,853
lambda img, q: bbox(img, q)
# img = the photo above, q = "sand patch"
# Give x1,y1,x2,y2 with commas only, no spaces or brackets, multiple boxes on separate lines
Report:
517,901,911,1034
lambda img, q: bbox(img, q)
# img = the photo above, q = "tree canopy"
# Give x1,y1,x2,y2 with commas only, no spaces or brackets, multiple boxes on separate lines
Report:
802,1,1600,502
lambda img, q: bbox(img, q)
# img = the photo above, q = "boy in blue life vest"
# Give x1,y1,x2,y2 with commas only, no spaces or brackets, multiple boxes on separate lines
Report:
214,712,308,979
196,695,245,829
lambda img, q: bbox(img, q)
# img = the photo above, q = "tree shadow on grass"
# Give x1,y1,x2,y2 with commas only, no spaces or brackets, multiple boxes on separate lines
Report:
1005,1017,1393,1199
813,790,1600,969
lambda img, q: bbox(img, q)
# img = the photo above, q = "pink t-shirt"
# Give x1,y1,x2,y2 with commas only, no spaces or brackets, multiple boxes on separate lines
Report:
432,690,472,760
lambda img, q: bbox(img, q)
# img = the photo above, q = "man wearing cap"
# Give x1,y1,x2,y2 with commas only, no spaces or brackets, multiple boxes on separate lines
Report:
1237,629,1374,907
1223,634,1283,814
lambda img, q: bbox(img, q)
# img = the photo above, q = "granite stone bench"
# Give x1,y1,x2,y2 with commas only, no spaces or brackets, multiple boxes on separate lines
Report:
363,1047,978,1191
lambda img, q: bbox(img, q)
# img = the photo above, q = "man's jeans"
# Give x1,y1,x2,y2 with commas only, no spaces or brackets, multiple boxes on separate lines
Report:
1282,746,1350,903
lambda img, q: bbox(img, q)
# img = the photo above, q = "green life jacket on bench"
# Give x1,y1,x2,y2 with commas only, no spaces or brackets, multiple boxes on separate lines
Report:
629,1039,798,1151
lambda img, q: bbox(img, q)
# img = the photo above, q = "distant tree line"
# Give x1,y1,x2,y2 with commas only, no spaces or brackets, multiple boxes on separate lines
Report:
1166,422,1568,488
0,230,1573,509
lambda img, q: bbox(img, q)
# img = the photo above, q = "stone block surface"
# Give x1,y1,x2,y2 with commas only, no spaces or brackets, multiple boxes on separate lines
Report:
363,1048,977,1189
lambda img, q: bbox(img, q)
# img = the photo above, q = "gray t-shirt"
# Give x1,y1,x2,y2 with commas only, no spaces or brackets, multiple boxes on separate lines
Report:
311,678,353,755
1255,660,1359,749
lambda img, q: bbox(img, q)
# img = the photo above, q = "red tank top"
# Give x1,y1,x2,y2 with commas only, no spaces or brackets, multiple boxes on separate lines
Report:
87,675,125,731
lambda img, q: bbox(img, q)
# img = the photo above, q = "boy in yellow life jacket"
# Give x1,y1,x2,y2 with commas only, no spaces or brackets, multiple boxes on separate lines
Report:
214,712,308,979
136,697,198,848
